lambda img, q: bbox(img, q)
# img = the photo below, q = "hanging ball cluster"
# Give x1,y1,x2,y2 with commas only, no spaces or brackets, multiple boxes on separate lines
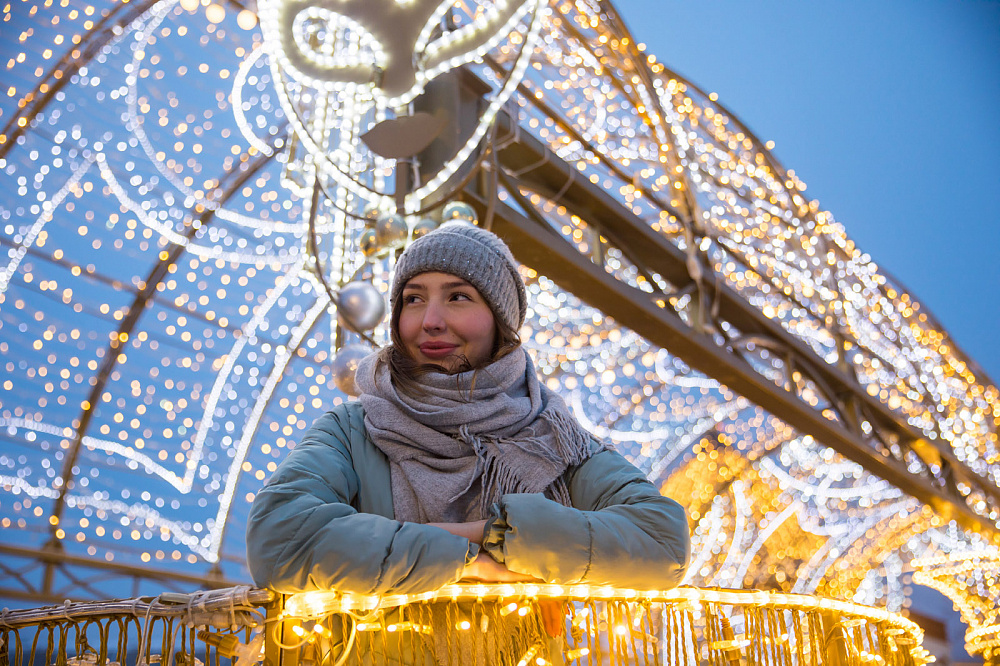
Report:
359,228,379,258
331,200,479,396
411,217,437,239
360,212,438,258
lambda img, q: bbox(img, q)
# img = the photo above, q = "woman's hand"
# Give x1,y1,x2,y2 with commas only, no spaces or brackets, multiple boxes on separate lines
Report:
461,553,538,583
431,520,563,635
461,553,566,637
427,520,487,545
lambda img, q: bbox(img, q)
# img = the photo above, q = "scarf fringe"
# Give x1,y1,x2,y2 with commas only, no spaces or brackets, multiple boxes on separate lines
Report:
539,407,593,467
451,407,594,514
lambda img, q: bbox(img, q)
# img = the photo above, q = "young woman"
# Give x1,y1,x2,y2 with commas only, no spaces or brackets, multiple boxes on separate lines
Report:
246,223,690,594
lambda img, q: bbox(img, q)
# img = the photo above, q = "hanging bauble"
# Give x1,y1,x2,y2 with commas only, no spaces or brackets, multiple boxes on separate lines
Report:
375,213,408,249
330,344,369,396
362,204,381,227
337,281,386,332
441,201,477,225
359,227,379,258
412,217,438,240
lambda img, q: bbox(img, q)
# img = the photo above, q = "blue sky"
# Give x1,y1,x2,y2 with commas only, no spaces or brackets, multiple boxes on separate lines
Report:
614,0,1000,384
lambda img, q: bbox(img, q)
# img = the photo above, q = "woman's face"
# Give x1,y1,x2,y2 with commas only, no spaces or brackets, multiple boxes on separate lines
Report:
398,272,496,372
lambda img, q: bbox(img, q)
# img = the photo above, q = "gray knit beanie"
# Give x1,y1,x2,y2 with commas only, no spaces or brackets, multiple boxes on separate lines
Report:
391,222,527,331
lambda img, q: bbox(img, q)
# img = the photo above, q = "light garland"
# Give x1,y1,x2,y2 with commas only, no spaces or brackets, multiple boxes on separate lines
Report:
0,3,996,659
283,582,925,627
275,583,929,666
207,290,330,560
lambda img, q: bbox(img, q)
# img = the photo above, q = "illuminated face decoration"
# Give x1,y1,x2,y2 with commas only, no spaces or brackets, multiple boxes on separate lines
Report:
251,0,545,209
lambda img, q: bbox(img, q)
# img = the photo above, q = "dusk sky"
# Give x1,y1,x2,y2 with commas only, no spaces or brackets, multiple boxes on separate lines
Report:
614,0,1000,385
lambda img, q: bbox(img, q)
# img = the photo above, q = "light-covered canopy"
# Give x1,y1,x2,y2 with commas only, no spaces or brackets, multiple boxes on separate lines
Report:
1,0,997,654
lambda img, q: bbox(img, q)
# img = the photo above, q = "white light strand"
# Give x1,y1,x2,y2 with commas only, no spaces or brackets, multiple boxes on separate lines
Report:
733,500,800,586
232,45,277,157
208,290,332,559
791,500,916,595
683,494,729,585
0,154,97,296
409,1,546,207
186,255,309,490
96,152,302,266
646,397,749,479
711,479,751,587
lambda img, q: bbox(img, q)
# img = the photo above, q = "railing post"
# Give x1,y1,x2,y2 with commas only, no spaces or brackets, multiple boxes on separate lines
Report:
264,595,296,666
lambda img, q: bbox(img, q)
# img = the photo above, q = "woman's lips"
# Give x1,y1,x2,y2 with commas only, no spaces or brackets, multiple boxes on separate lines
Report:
419,343,459,359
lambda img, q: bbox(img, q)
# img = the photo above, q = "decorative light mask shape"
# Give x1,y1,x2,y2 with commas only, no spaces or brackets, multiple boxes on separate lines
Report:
260,0,537,106
251,0,545,209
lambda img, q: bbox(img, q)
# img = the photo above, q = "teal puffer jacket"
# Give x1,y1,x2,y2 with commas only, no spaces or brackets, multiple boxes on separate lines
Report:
246,402,690,594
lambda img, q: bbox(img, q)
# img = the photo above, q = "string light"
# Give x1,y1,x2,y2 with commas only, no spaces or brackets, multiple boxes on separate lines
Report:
1,1,996,660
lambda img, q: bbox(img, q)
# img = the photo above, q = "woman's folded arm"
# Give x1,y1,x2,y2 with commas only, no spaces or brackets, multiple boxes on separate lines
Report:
245,412,475,594
481,449,690,590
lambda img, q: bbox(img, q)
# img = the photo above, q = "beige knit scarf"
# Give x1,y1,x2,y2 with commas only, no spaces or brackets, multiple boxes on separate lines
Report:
355,348,596,523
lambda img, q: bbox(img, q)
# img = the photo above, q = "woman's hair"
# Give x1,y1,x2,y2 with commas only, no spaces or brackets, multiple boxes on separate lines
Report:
377,282,521,397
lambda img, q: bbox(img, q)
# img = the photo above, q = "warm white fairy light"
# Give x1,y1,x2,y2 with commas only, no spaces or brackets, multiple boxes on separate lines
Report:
279,581,925,652
207,289,331,559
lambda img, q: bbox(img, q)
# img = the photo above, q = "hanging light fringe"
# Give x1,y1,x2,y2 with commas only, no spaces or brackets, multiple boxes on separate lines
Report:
0,584,929,666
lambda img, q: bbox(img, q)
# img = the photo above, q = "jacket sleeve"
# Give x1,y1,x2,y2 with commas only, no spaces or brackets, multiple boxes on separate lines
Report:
481,448,690,590
245,407,477,594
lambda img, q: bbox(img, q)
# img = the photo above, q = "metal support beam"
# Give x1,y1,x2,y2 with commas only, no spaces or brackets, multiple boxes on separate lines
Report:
462,170,998,537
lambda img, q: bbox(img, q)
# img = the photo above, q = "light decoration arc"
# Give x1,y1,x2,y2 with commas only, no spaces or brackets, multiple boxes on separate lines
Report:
0,1,997,659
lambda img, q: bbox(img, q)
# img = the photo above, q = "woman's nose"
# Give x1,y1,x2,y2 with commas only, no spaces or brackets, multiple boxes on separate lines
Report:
421,301,446,332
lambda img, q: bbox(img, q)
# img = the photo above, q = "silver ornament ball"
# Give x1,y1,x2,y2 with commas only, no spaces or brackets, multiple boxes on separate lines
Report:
375,213,408,249
359,228,379,258
330,344,370,396
441,201,477,224
362,204,381,226
337,281,386,332
411,217,438,239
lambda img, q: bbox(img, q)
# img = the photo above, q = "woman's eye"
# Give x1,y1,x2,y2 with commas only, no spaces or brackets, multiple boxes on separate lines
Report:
450,292,473,301
402,294,422,305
